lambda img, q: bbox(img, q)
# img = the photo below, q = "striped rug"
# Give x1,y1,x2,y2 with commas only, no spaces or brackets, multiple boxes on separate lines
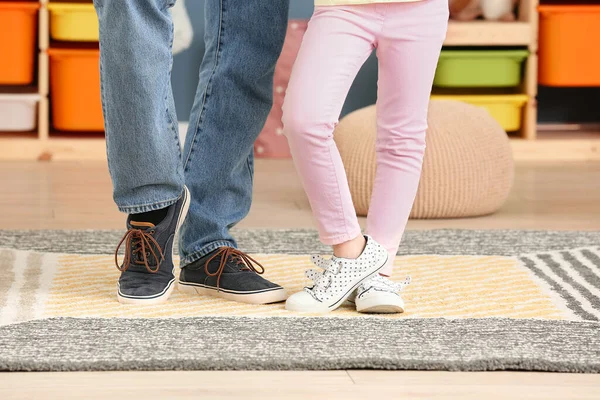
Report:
0,229,599,372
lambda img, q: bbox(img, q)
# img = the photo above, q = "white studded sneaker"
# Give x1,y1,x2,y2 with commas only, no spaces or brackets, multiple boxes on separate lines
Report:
285,235,388,313
351,274,411,314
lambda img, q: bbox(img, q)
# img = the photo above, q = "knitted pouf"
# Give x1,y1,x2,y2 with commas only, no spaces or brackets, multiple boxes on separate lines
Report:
334,100,514,219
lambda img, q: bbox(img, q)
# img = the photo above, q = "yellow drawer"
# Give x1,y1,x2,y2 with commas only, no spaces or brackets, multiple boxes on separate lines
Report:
431,94,529,132
48,3,98,42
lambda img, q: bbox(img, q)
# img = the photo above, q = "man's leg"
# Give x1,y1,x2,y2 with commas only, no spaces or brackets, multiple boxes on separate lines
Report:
94,0,189,304
176,0,290,305
179,0,290,265
95,0,184,211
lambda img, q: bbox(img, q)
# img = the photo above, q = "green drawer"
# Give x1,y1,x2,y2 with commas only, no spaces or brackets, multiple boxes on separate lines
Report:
434,50,529,88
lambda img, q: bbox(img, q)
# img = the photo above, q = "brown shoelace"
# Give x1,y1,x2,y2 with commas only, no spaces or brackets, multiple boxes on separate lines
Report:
115,228,165,273
205,247,265,290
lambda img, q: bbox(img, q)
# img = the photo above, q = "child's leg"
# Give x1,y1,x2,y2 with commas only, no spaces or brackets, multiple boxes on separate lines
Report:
367,0,449,276
283,6,378,253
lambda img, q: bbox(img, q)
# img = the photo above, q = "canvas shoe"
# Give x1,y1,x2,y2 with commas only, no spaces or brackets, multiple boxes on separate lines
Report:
351,274,411,314
178,247,288,304
285,235,388,313
115,186,190,305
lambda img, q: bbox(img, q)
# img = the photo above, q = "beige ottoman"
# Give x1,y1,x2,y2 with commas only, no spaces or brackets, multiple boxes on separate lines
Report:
334,100,514,219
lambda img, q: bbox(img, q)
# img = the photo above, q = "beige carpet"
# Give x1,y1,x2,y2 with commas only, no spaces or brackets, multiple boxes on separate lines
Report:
0,250,572,325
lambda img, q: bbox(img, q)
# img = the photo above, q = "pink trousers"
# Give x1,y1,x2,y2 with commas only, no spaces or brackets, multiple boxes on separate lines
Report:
283,0,449,276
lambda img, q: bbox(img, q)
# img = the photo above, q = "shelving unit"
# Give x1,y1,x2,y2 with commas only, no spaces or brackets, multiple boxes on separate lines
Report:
0,0,106,161
443,0,539,140
0,0,51,157
0,0,598,161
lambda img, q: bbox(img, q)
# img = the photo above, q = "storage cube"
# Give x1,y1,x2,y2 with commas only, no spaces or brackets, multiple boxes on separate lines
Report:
539,5,600,86
0,2,40,85
434,50,529,88
0,94,39,132
48,47,104,131
48,2,99,42
430,94,528,132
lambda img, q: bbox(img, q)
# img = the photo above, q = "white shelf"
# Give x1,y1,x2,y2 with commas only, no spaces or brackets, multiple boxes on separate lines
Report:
445,21,532,46
2,135,597,162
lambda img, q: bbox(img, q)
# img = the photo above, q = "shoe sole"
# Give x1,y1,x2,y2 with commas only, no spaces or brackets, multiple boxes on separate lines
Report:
285,254,388,314
357,304,405,314
117,279,176,305
356,293,405,314
117,186,191,305
178,281,288,305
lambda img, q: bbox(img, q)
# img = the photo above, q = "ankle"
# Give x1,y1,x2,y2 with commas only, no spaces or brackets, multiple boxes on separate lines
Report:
333,235,366,259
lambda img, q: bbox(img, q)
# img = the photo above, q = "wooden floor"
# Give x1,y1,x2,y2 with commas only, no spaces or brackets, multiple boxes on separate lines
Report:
1,159,599,230
2,371,600,400
1,159,599,399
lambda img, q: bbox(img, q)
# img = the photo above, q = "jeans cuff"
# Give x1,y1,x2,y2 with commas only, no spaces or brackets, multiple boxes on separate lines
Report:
117,194,182,214
180,240,237,267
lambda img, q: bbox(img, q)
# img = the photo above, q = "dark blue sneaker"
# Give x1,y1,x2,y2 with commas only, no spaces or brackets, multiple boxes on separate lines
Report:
178,247,288,304
115,186,190,304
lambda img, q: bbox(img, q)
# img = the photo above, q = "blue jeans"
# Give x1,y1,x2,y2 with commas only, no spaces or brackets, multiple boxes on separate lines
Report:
94,0,289,265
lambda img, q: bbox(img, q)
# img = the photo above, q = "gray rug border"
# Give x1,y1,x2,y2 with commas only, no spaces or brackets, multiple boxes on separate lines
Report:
2,230,599,373
0,317,598,373
1,229,600,256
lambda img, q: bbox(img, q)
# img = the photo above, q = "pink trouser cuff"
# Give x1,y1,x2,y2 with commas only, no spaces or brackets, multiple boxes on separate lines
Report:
319,230,363,246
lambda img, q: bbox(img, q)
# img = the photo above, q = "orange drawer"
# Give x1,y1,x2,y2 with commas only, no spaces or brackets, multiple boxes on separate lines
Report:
48,47,104,132
0,2,40,85
539,5,600,86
